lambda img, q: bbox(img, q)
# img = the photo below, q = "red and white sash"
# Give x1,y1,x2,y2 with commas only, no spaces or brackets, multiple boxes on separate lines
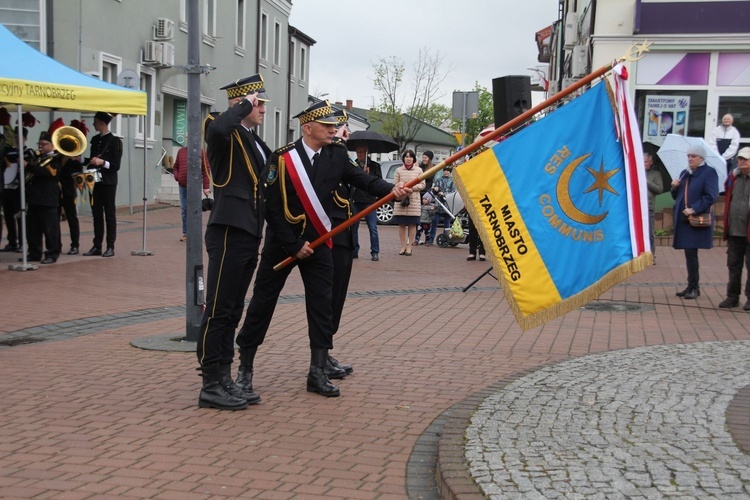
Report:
282,148,333,248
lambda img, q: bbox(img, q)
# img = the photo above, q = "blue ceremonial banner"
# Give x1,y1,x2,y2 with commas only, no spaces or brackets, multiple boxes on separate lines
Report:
453,82,650,330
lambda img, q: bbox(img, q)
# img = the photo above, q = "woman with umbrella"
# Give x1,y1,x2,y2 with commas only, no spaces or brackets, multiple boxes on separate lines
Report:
670,143,719,300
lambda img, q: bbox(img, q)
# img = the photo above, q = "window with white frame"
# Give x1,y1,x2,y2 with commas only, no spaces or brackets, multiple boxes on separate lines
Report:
100,54,122,135
203,0,216,43
235,0,246,50
274,108,283,149
179,0,187,31
290,39,297,81
136,67,156,143
273,20,281,69
259,11,268,63
299,45,307,82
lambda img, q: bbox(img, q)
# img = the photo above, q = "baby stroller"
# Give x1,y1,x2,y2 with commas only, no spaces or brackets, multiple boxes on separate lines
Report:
432,191,470,248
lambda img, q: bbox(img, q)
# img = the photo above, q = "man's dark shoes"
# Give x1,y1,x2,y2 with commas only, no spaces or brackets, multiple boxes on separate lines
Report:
67,246,79,255
371,252,379,261
328,355,353,375
307,367,340,397
684,287,700,300
83,246,101,256
198,363,248,410
102,247,115,257
0,244,18,252
324,357,347,379
744,300,750,311
676,286,700,298
221,364,260,405
719,298,740,309
40,256,56,265
307,348,340,397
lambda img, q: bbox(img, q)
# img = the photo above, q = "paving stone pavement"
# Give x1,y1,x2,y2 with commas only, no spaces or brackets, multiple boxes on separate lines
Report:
465,341,750,499
1,204,750,499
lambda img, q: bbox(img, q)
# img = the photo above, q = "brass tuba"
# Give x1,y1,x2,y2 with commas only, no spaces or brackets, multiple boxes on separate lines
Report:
52,126,87,157
26,126,88,183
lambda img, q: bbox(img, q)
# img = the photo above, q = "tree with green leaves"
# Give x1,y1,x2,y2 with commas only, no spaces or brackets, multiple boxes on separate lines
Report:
369,48,451,154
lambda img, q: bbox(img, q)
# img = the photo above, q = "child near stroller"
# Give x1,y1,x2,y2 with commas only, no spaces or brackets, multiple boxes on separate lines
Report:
414,193,436,245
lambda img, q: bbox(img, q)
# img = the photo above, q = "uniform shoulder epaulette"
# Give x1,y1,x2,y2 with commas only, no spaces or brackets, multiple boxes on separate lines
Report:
202,112,220,138
330,137,347,148
274,142,295,155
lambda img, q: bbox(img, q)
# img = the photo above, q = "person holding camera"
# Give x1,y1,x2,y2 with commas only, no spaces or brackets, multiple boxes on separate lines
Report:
393,150,425,255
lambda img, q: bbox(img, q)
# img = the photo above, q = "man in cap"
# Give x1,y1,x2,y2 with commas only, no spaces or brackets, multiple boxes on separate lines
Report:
719,147,750,310
23,131,61,264
234,100,411,398
196,74,272,411
82,111,122,258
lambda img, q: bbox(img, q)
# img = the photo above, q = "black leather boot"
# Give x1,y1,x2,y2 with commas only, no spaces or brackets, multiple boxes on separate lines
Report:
198,363,248,410
676,286,690,297
220,363,260,405
236,347,258,393
307,348,340,397
324,356,347,379
328,354,353,375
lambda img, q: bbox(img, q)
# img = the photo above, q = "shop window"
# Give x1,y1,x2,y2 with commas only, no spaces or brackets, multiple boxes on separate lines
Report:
719,96,750,140
635,89,707,146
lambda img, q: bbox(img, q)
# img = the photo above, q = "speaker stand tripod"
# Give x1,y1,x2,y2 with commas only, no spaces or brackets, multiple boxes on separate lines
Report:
462,265,497,293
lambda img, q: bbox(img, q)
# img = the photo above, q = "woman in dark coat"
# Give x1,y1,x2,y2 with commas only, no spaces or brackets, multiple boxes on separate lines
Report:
671,143,719,299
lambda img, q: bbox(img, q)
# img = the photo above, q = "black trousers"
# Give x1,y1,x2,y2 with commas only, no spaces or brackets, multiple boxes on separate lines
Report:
26,204,60,260
684,248,700,288
60,192,80,248
236,241,334,351
91,183,117,249
2,188,21,247
726,236,750,300
331,244,354,335
197,225,261,366
468,216,485,256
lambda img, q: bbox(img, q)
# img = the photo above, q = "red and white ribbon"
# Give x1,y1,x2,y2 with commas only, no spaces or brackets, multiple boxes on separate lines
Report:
613,63,649,256
283,149,333,248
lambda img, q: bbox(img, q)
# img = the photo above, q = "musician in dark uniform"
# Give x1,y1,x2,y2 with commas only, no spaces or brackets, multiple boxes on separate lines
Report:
24,131,61,264
234,101,411,398
82,111,122,258
54,119,84,255
196,74,271,411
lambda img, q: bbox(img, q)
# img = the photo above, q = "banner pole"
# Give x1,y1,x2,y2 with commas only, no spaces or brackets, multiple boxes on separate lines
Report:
273,59,622,271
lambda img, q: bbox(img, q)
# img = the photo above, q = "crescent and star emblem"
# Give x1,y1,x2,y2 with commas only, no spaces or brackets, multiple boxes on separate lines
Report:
556,153,620,225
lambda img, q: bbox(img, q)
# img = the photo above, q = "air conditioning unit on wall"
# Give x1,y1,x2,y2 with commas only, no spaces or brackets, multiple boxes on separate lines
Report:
143,41,161,63
154,18,175,40
571,45,589,78
159,42,175,67
563,12,578,48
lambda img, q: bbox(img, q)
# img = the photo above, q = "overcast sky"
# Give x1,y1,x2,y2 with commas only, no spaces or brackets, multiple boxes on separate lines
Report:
288,0,558,110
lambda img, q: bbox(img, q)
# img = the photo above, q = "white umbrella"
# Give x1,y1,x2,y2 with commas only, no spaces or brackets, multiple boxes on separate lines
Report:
656,134,727,191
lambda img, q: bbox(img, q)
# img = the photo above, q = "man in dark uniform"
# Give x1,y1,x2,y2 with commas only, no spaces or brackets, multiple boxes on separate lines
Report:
82,111,122,258
234,101,410,398
196,74,271,411
55,119,84,255
24,131,61,264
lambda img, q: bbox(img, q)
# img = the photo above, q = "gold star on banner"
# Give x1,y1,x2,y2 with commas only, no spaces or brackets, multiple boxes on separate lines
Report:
583,161,620,205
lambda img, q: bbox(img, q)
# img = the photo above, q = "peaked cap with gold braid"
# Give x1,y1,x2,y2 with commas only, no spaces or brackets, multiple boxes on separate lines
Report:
293,100,338,125
220,74,270,101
